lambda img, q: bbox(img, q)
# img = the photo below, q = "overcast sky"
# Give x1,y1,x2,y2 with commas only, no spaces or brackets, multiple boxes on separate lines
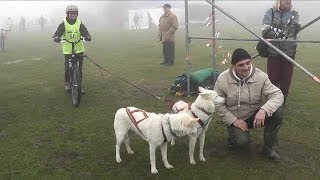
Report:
1,1,319,30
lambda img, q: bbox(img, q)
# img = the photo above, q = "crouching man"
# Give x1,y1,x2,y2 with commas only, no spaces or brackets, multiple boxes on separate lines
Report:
214,48,284,161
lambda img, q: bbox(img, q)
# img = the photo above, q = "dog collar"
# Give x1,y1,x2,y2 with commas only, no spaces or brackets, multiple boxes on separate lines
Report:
161,123,168,143
161,117,177,143
167,118,177,137
196,106,212,116
188,104,213,129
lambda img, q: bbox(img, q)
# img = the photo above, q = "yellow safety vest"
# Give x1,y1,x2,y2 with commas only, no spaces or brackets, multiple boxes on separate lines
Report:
62,18,85,54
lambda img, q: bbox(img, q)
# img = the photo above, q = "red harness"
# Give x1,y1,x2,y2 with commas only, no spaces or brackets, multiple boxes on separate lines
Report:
188,103,205,128
126,108,149,137
173,102,205,127
125,108,169,142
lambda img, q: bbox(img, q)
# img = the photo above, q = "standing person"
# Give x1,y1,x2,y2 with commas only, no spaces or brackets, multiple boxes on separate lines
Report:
262,0,300,103
52,4,91,92
158,3,178,66
19,16,26,32
133,12,141,29
5,17,14,31
214,48,284,161
39,15,46,32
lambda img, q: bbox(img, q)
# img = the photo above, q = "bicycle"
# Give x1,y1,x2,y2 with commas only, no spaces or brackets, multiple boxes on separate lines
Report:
60,38,85,107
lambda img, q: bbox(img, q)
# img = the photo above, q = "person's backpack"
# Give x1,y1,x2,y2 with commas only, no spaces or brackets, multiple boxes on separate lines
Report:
256,8,274,58
170,74,188,95
169,68,220,95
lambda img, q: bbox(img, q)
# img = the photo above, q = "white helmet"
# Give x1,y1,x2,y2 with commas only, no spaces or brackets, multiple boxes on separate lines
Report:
66,4,78,14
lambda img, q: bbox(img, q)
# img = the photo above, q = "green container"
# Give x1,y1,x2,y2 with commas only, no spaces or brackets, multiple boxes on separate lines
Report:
189,68,220,86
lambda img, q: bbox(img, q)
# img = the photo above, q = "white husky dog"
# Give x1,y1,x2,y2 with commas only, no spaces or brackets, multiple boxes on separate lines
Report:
114,107,199,174
171,87,225,164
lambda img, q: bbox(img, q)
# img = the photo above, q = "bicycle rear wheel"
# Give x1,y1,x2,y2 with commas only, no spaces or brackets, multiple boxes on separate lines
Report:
71,65,82,107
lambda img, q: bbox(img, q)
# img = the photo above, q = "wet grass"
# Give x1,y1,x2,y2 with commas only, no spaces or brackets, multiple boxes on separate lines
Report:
0,29,319,179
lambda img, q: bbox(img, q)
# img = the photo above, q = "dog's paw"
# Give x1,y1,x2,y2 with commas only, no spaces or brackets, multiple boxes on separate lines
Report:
151,168,159,174
199,156,206,162
165,164,174,169
116,158,122,163
190,160,196,165
127,149,134,154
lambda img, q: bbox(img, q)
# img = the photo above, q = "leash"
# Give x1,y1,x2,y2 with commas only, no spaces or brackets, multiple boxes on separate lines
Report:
83,54,175,103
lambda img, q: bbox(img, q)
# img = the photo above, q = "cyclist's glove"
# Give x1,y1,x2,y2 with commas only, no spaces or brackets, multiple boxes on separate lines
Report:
53,37,61,43
84,36,91,41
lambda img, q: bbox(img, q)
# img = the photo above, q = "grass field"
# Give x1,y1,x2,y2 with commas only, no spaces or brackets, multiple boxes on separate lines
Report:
0,29,320,179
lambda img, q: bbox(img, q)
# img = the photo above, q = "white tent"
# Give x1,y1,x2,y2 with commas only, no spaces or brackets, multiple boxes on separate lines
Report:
128,9,149,29
128,8,185,29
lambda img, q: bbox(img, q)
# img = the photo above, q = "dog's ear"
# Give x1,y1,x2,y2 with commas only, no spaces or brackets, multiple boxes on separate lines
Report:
198,86,205,93
199,92,210,99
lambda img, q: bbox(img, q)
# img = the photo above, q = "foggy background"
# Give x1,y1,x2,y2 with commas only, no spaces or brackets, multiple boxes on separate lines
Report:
0,1,319,33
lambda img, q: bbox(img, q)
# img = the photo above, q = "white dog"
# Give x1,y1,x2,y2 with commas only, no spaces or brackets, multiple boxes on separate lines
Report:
114,107,199,174
171,87,225,164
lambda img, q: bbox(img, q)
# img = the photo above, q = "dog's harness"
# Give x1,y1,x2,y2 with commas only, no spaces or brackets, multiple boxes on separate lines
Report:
172,103,208,128
126,108,175,143
126,108,149,137
161,117,177,142
174,106,185,113
188,103,212,128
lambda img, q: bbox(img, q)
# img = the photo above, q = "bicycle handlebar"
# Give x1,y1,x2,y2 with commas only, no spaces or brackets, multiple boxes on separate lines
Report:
60,37,84,44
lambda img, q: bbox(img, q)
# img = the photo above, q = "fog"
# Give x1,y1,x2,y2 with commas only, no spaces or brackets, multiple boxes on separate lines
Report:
0,1,319,32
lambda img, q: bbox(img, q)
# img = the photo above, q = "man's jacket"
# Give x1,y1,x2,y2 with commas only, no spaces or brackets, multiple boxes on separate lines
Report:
214,65,284,126
158,11,178,42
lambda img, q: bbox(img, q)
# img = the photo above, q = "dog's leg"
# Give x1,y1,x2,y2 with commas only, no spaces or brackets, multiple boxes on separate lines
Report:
160,142,174,169
124,134,134,154
115,132,126,163
149,143,158,174
189,136,197,165
199,132,206,162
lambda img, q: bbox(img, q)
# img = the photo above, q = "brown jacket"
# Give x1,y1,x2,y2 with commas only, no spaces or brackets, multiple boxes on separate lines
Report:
158,11,178,42
214,65,284,126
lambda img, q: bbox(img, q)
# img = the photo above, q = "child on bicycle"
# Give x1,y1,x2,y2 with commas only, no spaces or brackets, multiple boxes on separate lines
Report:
52,4,91,92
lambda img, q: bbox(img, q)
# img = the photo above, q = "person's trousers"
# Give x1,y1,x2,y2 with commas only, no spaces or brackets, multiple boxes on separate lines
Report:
227,108,283,148
162,42,175,64
267,55,295,99
64,53,83,84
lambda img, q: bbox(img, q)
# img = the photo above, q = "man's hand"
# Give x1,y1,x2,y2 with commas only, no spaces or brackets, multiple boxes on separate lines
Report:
53,37,61,43
232,119,248,131
254,109,267,128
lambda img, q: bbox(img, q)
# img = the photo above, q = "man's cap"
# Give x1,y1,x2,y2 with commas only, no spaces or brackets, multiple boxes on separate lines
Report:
162,4,171,8
231,48,251,64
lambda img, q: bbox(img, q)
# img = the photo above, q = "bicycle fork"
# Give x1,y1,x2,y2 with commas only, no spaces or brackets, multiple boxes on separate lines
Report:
69,60,80,87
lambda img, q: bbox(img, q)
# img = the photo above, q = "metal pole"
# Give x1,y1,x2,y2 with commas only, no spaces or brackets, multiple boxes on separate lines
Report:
298,16,320,32
0,30,2,51
185,0,192,94
204,0,320,85
211,0,217,83
0,29,5,51
188,36,320,43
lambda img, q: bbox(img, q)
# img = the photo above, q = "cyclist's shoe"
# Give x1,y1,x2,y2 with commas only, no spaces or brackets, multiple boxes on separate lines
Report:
65,83,71,92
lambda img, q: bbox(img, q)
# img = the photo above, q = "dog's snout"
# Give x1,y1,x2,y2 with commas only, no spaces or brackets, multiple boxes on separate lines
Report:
215,96,225,104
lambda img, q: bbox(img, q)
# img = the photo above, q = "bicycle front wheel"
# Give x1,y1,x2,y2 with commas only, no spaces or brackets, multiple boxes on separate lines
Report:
71,65,82,107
